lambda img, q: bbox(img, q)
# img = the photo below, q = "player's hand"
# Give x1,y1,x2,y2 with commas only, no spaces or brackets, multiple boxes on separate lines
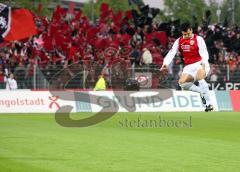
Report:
160,64,168,72
159,65,168,82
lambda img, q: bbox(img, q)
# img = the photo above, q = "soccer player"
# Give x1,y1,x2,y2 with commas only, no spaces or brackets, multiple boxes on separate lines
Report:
160,22,213,112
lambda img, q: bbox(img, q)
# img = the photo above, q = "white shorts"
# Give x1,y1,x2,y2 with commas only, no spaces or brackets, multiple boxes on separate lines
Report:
182,61,210,80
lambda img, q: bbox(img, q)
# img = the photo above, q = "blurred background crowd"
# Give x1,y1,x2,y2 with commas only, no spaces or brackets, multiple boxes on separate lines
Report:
0,0,240,90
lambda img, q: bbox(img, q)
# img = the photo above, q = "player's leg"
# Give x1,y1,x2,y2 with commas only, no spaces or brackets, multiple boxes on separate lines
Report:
178,73,202,94
178,63,203,94
196,67,213,111
179,62,208,106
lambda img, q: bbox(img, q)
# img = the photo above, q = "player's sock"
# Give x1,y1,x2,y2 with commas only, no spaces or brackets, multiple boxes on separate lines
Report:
198,79,212,106
179,82,202,94
189,84,203,94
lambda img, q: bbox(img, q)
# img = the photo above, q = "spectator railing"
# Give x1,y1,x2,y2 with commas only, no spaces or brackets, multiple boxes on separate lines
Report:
9,63,240,90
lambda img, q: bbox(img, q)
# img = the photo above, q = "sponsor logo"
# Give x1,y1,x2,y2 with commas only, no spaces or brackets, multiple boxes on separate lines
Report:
135,72,152,88
181,44,190,52
49,96,60,110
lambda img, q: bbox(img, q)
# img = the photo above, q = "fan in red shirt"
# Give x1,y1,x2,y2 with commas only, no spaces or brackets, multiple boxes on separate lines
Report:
160,22,213,112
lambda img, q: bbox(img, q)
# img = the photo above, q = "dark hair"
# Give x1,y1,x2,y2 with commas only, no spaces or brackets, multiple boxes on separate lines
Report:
181,22,192,32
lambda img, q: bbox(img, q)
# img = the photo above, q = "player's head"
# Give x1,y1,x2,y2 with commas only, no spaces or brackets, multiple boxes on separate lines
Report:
181,22,192,39
10,73,14,79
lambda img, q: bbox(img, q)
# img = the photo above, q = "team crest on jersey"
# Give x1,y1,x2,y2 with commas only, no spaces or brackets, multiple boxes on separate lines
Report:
190,40,194,45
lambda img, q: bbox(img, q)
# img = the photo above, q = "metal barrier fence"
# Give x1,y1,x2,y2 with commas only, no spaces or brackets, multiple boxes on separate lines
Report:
9,62,240,90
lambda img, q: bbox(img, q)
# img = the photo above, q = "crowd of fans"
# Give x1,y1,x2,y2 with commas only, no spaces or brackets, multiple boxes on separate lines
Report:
0,3,240,89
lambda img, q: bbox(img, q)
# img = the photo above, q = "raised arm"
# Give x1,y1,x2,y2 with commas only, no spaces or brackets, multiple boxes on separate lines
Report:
161,38,179,71
197,36,210,75
197,36,209,65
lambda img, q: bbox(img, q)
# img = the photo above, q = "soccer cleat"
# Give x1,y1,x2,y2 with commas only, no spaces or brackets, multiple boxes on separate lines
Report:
205,105,214,112
200,95,206,105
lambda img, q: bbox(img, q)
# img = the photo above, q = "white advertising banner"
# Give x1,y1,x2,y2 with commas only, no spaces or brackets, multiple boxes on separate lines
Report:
82,91,218,112
0,90,76,113
0,90,218,113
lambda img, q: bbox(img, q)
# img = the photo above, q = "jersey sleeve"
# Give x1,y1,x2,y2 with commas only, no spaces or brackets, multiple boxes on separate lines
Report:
163,38,179,66
197,36,209,65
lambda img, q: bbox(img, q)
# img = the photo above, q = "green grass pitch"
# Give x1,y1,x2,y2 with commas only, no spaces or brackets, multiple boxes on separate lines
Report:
0,112,240,172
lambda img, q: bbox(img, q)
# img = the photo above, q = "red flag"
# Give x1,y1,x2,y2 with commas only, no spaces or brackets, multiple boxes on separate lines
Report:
153,31,168,47
100,3,109,13
100,3,109,22
68,2,75,14
4,9,37,41
125,10,132,19
75,11,82,20
113,11,123,24
52,5,66,22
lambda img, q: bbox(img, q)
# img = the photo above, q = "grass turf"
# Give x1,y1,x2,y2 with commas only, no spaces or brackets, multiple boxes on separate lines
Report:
0,112,240,172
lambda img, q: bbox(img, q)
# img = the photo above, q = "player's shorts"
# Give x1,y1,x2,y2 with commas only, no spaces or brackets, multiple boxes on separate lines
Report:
182,61,210,80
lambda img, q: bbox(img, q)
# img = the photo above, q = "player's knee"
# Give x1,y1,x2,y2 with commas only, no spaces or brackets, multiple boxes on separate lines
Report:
178,80,185,86
179,82,193,90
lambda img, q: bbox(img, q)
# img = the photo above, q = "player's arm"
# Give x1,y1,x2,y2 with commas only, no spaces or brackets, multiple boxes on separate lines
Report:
160,38,179,72
197,36,210,75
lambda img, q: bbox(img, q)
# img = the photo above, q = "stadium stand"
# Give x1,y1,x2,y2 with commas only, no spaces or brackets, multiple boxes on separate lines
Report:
0,3,239,90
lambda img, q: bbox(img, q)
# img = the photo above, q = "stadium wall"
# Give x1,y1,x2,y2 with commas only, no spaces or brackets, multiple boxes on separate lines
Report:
0,90,239,113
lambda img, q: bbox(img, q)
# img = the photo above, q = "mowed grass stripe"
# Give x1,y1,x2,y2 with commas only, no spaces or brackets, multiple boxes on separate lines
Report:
0,112,239,172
